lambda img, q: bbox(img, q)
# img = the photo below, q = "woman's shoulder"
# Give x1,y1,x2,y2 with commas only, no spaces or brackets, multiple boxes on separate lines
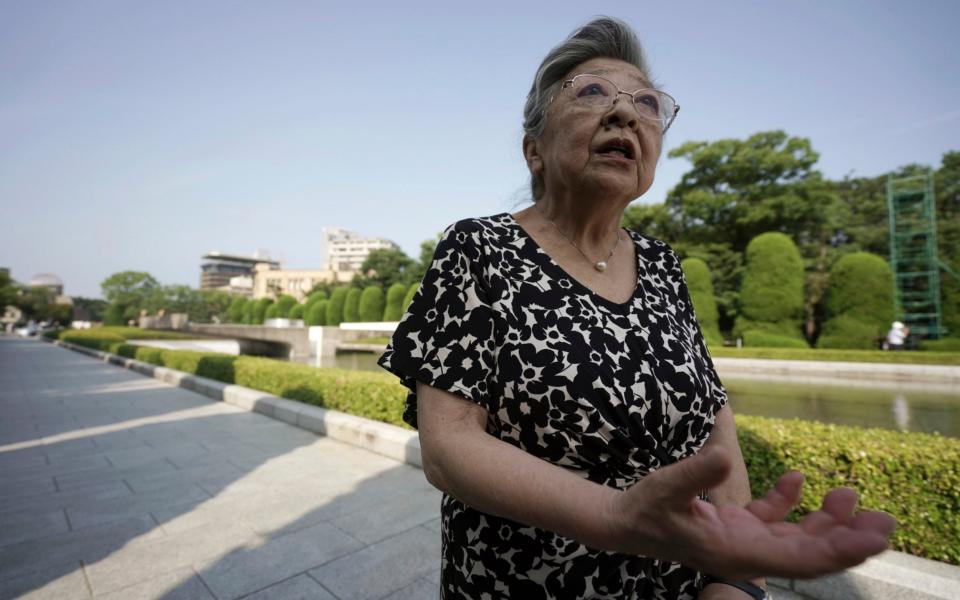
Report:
439,213,519,251
625,229,681,265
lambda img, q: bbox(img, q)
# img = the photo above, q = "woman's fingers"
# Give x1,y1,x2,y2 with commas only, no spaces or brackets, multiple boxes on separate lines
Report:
745,471,804,522
655,445,732,503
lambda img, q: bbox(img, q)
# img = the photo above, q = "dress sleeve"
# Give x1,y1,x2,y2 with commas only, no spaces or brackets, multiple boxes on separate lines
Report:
378,221,497,429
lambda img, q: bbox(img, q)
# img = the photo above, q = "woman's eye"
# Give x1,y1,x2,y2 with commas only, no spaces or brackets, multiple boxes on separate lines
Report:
635,93,660,112
578,83,608,97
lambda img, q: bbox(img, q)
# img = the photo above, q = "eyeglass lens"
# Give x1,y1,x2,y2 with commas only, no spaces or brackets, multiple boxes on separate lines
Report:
569,75,674,128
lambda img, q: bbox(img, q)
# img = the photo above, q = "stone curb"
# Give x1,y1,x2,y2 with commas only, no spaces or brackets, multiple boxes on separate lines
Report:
713,357,960,384
49,339,421,468
45,338,959,600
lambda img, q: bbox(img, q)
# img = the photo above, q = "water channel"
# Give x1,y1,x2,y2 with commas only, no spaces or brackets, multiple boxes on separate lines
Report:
136,339,960,438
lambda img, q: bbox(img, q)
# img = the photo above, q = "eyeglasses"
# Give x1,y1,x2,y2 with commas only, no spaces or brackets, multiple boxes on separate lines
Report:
554,73,680,133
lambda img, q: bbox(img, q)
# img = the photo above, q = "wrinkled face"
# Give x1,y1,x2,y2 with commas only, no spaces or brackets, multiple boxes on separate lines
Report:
525,57,663,202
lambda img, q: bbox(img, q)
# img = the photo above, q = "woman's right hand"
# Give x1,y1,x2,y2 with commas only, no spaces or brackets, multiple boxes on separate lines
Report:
601,446,896,580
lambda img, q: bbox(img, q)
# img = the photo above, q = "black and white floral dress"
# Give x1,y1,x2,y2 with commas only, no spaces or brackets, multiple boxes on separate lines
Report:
378,213,727,600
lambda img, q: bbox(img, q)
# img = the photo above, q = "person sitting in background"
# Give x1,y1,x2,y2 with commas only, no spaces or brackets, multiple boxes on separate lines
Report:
886,321,908,351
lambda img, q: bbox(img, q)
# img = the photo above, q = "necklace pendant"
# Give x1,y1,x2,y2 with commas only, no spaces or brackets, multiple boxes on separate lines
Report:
595,261,608,272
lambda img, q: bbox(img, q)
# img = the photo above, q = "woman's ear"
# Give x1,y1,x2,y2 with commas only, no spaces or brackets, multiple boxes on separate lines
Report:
523,135,543,179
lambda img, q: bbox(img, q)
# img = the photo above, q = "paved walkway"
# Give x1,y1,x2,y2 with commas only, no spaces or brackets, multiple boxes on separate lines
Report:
0,337,442,600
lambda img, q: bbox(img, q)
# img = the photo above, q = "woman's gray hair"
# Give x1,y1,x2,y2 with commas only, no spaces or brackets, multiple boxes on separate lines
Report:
522,17,652,200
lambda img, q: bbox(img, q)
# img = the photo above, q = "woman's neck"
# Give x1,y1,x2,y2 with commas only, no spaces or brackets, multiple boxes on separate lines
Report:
532,192,628,251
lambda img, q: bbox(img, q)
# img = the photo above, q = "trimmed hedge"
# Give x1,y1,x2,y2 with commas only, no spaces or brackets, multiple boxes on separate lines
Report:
226,297,248,324
734,233,806,345
738,415,960,565
252,298,273,325
306,300,329,326
681,258,722,346
344,288,362,323
241,301,254,324
289,304,305,320
359,286,385,322
383,283,408,321
265,304,279,320
54,328,960,565
326,288,349,326
275,295,298,318
819,253,894,350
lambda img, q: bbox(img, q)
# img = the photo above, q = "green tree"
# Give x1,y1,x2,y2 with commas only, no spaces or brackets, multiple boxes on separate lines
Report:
265,304,279,320
354,248,415,289
343,288,362,322
226,296,248,323
306,299,329,326
274,294,298,318
0,268,18,309
16,286,55,321
734,233,807,347
358,286,386,322
407,233,443,284
104,303,126,326
818,253,893,349
681,258,721,346
383,283,408,321
252,298,273,324
198,290,233,323
241,300,255,324
100,271,160,314
326,288,349,326
71,297,108,322
289,304,305,320
936,151,960,338
304,290,328,313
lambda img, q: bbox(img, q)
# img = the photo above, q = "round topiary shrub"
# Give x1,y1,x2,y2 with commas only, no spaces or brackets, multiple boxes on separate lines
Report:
288,304,305,320
383,283,408,321
226,296,247,323
306,300,328,326
359,286,386,322
241,301,254,324
734,232,806,346
264,304,279,320
304,291,328,313
343,288,362,323
274,295,298,318
252,298,273,324
818,252,893,349
326,288,349,326
681,257,722,346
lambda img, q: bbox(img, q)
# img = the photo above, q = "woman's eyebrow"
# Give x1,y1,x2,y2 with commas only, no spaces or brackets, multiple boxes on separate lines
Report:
589,67,653,89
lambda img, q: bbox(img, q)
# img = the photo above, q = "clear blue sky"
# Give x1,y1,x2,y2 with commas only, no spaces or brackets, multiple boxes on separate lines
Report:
3,0,958,299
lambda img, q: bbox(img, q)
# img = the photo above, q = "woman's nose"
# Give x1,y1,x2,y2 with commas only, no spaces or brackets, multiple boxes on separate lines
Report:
603,95,640,131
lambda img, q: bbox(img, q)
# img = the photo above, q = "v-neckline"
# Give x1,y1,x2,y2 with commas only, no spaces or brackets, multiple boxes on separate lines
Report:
503,212,643,311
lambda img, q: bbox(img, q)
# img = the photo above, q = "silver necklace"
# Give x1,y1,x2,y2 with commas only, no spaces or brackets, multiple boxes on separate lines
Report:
537,208,622,272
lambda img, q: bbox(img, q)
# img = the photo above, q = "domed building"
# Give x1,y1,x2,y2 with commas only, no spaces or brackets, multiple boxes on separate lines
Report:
28,273,64,296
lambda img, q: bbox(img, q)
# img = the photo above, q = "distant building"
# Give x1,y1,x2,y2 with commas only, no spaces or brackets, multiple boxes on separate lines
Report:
321,227,400,276
251,264,348,302
200,251,279,291
29,273,64,296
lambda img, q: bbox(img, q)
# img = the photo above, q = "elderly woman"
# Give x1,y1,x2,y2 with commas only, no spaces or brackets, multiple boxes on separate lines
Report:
379,17,894,600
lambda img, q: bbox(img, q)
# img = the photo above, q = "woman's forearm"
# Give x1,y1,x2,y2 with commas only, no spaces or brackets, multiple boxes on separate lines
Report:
703,404,752,506
418,383,623,551
432,427,622,549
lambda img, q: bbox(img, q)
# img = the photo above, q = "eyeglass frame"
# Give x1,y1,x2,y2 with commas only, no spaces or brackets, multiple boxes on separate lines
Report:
549,73,680,134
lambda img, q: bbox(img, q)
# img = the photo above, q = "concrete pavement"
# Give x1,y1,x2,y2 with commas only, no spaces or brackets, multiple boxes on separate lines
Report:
0,337,442,600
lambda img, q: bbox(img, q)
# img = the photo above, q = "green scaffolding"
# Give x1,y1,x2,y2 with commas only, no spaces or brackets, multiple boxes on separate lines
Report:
886,171,945,338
